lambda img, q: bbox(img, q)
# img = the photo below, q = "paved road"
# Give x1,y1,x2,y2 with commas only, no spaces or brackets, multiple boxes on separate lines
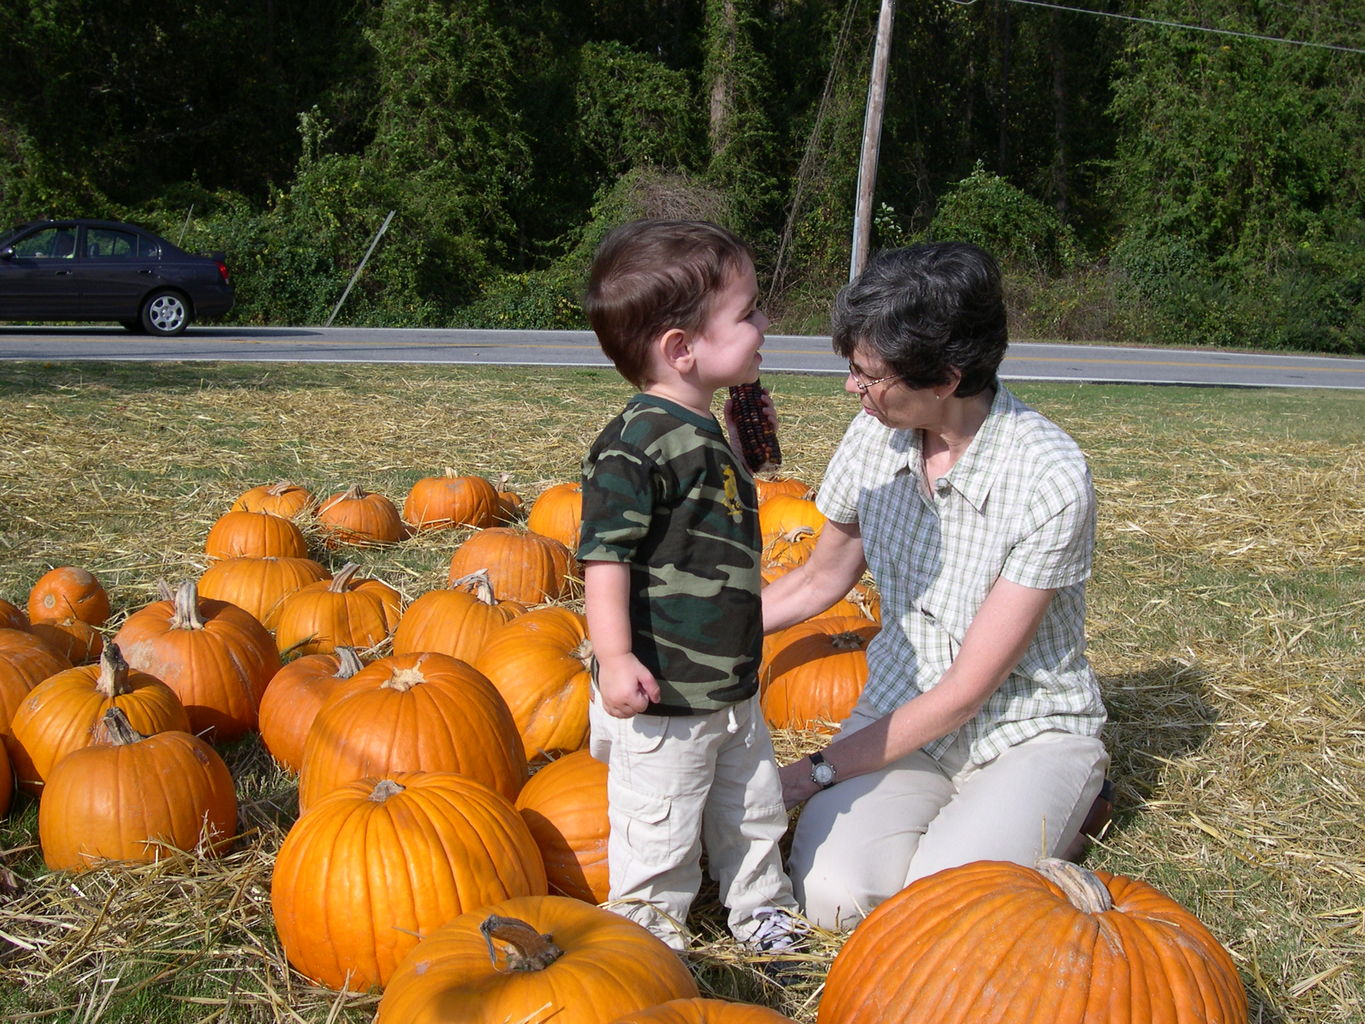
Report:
1,325,1362,389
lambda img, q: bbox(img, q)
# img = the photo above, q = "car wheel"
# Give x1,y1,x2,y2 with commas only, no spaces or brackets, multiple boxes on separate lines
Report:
140,290,191,336
120,320,144,333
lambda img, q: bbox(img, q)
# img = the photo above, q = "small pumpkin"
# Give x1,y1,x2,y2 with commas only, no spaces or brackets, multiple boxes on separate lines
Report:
525,481,583,550
297,651,527,813
403,468,499,531
204,509,309,560
760,616,877,732
0,599,28,632
27,566,111,626
112,579,280,743
514,749,610,904
197,555,330,630
377,895,699,1024
609,999,796,1023
38,707,237,870
0,628,73,737
447,526,576,605
816,858,1249,1024
257,646,365,773
29,617,104,665
316,484,406,547
231,480,314,518
754,476,813,504
272,772,548,992
7,642,189,795
272,563,402,657
392,570,527,663
474,606,593,764
493,473,524,524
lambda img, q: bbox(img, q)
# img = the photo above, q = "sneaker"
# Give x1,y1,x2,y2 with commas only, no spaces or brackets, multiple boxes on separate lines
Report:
743,909,810,986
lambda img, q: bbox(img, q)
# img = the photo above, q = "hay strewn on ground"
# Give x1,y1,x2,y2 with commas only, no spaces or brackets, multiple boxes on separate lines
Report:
0,361,1361,1022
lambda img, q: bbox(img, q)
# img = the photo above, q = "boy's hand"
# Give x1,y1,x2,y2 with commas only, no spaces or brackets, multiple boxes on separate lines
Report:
596,653,660,717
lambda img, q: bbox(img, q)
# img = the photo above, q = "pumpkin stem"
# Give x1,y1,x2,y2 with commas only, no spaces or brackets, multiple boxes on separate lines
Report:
168,580,208,630
156,579,175,602
93,643,132,698
1036,857,1114,913
572,637,594,671
451,569,496,605
382,666,425,692
328,563,362,592
101,706,148,747
479,915,565,973
830,631,868,651
266,480,298,496
335,646,365,677
369,779,404,802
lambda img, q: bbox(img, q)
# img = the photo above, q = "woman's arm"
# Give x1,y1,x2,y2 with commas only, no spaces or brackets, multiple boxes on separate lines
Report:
582,560,660,717
762,518,868,634
781,576,1056,806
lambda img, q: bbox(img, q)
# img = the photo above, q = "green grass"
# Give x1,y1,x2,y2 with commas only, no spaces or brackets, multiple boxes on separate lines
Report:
0,361,1361,1021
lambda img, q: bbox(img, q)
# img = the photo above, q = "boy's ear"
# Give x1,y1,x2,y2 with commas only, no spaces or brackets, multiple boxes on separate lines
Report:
657,327,695,371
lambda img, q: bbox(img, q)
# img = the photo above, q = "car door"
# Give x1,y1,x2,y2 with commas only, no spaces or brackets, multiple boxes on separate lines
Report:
79,226,160,318
0,225,83,318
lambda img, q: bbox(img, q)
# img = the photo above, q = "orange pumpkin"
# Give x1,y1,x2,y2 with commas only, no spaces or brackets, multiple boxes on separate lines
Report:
447,526,576,605
231,480,314,518
525,481,583,550
403,468,499,531
762,525,819,568
392,570,527,663
272,562,402,657
204,509,309,560
514,749,609,904
609,999,796,1023
817,858,1248,1024
760,565,879,623
474,606,593,764
272,772,548,992
112,580,280,743
0,628,73,737
377,895,699,1024
257,647,365,772
197,555,330,630
493,473,524,524
6,643,189,795
760,616,877,732
29,617,104,665
758,495,825,551
754,476,813,504
297,651,527,813
27,566,111,626
0,598,28,632
316,484,406,547
38,707,237,870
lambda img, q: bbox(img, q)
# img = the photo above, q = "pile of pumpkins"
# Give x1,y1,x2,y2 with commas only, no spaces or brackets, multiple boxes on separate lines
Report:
0,470,1249,1023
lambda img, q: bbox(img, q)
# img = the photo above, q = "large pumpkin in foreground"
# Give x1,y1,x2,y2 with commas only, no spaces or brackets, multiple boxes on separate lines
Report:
272,772,547,992
377,894,698,1024
817,858,1248,1024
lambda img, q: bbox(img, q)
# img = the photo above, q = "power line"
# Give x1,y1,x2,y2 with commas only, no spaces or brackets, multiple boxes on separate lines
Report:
950,0,1365,55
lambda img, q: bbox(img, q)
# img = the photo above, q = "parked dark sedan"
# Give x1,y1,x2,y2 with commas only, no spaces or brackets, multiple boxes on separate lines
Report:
0,218,234,336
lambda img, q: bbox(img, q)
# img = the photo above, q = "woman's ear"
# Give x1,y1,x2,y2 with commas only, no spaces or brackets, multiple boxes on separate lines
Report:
938,367,963,399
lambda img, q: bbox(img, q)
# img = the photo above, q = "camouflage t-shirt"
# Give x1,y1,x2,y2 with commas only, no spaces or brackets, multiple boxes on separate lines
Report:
578,393,762,715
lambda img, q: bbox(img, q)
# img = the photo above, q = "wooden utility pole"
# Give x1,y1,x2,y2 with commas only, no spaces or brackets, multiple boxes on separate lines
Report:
850,0,896,282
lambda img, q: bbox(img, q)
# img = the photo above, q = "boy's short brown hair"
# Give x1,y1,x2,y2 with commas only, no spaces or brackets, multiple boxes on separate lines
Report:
584,219,753,388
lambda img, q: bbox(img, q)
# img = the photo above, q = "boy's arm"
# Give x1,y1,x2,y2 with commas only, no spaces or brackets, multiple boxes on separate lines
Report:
583,559,661,717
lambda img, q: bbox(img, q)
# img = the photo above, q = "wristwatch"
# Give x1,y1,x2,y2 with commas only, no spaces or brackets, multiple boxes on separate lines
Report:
809,751,838,789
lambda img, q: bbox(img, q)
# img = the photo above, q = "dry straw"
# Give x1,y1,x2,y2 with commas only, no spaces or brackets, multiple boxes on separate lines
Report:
0,362,1361,1022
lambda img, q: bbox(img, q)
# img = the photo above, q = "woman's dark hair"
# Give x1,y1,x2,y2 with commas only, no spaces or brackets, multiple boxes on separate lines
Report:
831,242,1008,398
583,219,752,389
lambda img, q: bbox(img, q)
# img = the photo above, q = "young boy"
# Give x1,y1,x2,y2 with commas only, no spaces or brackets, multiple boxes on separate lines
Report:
577,219,806,958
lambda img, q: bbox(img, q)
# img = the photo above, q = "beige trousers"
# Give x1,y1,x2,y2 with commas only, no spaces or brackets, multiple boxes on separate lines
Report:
789,700,1109,930
589,692,798,949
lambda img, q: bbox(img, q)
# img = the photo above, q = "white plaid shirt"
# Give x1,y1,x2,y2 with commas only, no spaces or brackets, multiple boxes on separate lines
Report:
817,385,1106,764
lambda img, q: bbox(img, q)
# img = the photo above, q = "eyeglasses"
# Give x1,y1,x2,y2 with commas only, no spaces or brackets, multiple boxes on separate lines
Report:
848,363,901,395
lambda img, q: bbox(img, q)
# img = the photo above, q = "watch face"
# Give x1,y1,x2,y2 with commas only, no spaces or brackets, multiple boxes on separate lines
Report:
812,761,836,786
